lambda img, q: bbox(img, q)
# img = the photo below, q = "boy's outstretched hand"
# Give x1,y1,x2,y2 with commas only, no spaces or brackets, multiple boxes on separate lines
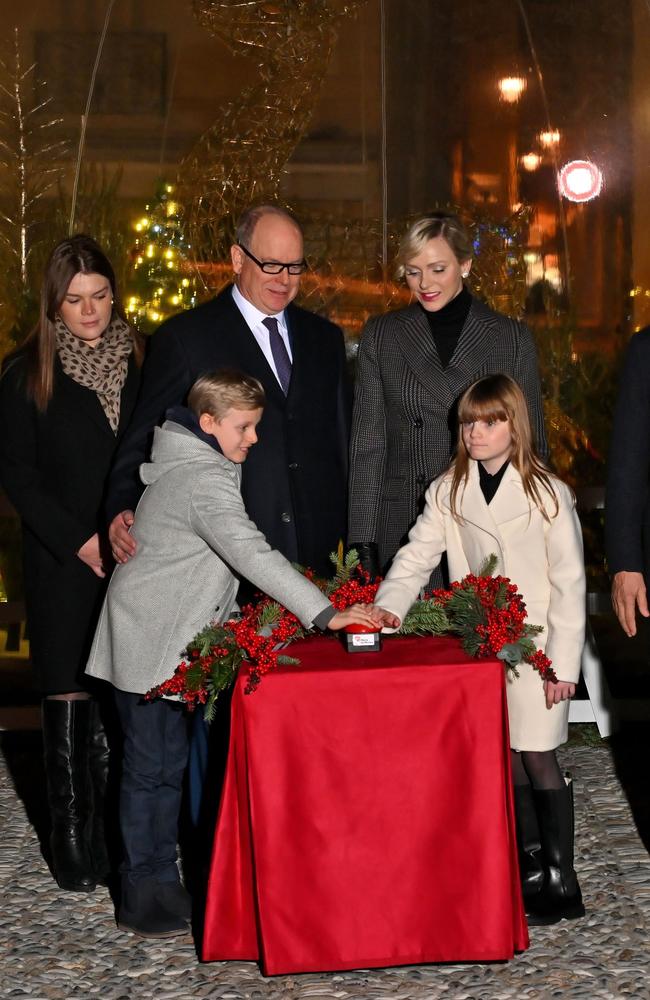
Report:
327,603,381,631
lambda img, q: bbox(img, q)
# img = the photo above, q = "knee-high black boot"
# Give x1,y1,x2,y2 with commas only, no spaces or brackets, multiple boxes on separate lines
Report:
88,700,111,882
513,784,544,905
42,700,96,892
527,779,585,925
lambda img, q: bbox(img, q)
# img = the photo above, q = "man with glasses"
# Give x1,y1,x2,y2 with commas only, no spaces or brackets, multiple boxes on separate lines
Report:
102,204,350,906
106,204,350,577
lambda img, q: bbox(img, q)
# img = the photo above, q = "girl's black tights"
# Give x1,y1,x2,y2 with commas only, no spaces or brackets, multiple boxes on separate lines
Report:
510,749,564,790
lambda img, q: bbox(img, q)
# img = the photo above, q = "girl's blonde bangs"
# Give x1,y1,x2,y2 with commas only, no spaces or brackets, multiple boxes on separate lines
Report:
457,396,509,425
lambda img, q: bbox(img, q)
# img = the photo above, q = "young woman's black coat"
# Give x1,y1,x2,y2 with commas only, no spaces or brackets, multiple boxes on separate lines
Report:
0,352,141,693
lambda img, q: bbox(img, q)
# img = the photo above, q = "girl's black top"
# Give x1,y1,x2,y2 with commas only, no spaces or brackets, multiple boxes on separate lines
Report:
478,459,510,505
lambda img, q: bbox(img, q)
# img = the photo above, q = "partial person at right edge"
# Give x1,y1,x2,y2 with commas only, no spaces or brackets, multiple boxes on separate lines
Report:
348,212,548,581
605,326,650,637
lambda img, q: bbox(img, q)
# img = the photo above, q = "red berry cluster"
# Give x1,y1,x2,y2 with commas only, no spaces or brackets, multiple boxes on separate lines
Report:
148,650,223,709
474,581,527,657
329,568,379,610
437,572,555,684
526,648,557,683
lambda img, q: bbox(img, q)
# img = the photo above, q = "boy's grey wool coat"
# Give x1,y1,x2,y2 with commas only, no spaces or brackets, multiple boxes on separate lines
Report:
86,422,333,694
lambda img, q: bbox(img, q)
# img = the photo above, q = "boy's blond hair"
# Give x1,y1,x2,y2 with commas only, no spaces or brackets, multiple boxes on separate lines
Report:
187,369,265,420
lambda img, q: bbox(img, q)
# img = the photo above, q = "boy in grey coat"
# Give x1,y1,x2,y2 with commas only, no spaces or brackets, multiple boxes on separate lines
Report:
86,370,373,939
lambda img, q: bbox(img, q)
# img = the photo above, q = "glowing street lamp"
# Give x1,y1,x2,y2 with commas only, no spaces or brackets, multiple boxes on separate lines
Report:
498,76,526,104
521,152,542,172
558,160,603,202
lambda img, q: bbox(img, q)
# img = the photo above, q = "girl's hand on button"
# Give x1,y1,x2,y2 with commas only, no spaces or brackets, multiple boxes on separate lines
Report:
369,605,401,629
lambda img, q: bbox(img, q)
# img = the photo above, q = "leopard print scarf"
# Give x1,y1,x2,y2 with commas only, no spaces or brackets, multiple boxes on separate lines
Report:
55,313,133,433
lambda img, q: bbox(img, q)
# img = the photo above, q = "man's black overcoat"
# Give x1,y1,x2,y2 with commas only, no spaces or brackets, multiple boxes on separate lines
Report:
106,287,350,575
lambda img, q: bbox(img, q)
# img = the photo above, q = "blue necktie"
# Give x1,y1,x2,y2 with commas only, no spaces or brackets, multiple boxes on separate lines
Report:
262,316,292,395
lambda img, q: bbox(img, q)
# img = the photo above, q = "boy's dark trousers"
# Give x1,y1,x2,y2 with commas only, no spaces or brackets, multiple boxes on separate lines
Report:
113,690,191,934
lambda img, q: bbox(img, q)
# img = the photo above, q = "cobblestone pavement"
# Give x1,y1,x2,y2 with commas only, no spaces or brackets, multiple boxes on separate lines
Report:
1,738,648,1000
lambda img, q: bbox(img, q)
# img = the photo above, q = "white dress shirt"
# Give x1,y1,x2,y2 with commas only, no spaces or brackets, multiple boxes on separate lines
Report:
231,285,293,389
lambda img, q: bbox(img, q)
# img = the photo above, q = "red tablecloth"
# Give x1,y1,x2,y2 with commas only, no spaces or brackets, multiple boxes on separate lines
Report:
202,635,528,975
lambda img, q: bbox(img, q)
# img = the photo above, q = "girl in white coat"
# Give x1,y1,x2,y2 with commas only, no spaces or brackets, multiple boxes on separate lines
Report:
372,373,586,926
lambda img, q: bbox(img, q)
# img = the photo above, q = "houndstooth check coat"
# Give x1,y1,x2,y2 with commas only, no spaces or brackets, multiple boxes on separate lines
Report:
348,296,548,572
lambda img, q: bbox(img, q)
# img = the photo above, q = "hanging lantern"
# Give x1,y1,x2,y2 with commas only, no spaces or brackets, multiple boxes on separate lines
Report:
558,160,603,203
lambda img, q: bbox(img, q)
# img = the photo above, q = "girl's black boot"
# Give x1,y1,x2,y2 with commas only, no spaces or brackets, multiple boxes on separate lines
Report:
527,779,585,925
513,783,544,906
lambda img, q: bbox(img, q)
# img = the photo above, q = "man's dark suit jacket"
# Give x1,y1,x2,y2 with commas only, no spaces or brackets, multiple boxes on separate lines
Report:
106,286,350,576
605,326,650,580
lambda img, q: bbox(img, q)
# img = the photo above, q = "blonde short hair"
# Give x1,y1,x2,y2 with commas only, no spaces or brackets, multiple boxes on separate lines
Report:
394,212,473,279
187,369,265,420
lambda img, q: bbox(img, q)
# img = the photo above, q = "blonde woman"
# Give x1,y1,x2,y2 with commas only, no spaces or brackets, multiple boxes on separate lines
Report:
348,212,547,579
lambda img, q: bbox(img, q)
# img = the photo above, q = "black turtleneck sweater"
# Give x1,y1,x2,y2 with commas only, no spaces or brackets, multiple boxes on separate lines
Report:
422,285,472,368
478,459,509,506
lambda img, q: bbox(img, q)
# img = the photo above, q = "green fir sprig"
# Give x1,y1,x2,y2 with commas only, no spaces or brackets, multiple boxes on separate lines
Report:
397,600,449,637
325,545,361,595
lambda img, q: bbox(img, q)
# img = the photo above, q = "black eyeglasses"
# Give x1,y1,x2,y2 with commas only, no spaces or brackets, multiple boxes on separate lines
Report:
237,243,308,275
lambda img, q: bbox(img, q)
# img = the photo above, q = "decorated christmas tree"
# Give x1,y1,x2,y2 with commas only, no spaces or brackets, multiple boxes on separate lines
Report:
125,181,198,334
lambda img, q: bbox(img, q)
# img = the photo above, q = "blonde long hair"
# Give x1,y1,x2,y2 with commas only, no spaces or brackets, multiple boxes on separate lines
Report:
446,373,559,522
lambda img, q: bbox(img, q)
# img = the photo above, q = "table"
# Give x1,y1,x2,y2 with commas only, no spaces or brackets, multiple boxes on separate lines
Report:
202,635,528,975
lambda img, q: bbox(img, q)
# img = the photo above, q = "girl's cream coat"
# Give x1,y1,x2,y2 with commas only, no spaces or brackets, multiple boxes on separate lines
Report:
376,461,586,751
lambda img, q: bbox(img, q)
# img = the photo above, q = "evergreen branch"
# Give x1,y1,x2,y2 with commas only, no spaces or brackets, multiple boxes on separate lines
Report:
325,545,360,594
477,553,498,577
258,601,286,628
399,600,449,636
